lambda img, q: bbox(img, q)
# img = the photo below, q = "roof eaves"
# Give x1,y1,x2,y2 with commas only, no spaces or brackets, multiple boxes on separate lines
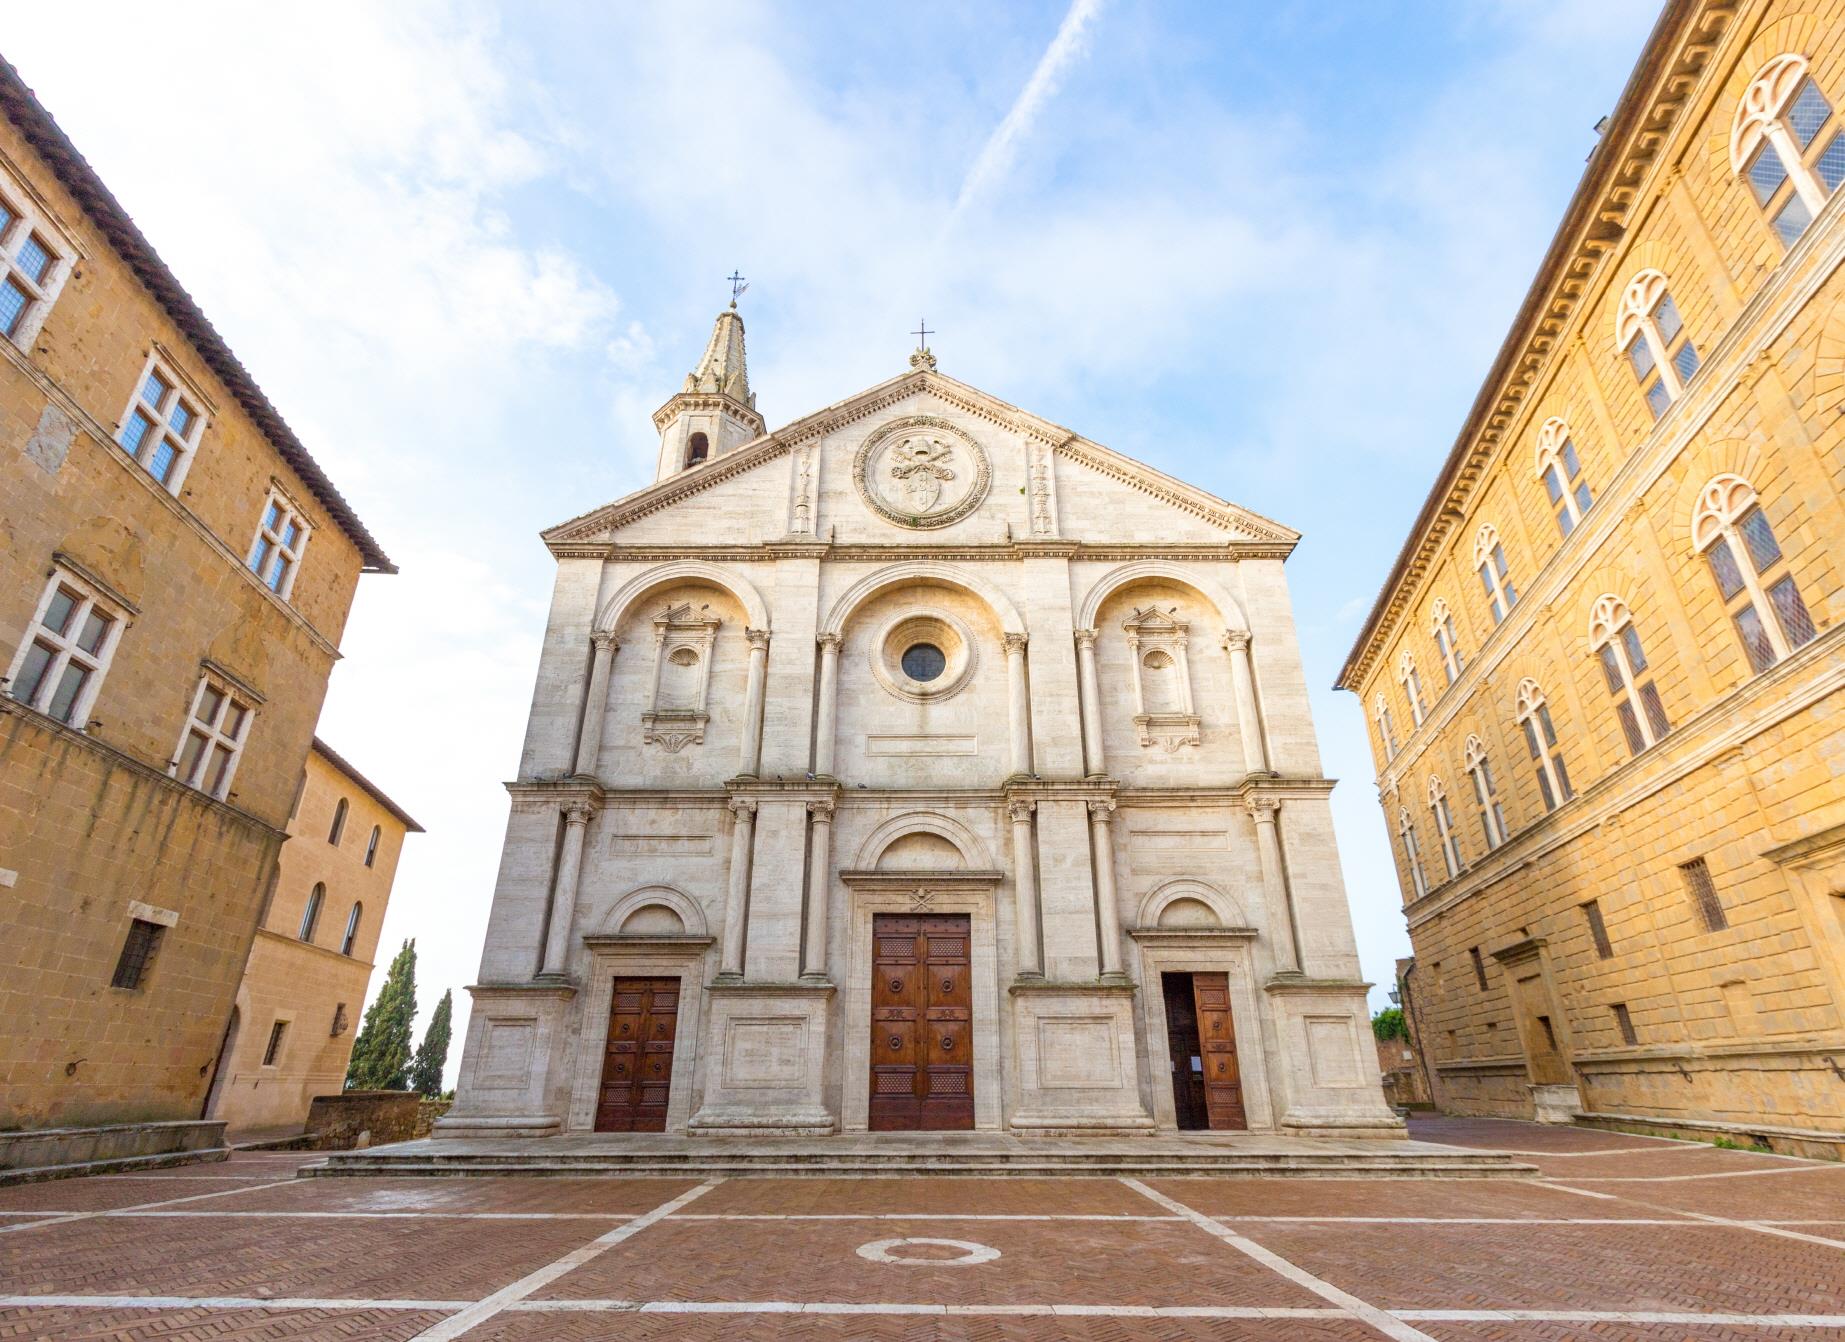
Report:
310,737,425,833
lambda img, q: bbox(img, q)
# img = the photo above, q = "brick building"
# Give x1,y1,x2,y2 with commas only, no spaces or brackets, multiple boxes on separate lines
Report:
207,740,421,1137
1338,0,1845,1152
0,58,394,1133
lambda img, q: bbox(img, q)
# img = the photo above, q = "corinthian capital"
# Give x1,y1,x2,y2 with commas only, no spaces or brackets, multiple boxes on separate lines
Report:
1002,632,1030,655
591,629,618,652
1223,628,1252,653
1245,795,1281,823
561,801,595,826
1007,798,1036,824
816,631,842,651
1073,628,1098,650
746,627,771,651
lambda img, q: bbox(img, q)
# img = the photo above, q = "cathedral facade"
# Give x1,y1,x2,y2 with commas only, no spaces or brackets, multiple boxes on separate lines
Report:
442,311,1398,1139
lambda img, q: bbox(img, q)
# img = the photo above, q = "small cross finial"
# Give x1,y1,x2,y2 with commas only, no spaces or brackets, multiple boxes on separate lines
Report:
912,317,933,349
727,271,749,307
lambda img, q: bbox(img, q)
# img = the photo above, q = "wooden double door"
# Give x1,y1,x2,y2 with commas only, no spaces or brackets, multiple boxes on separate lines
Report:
870,913,974,1130
595,976,678,1132
1162,971,1247,1130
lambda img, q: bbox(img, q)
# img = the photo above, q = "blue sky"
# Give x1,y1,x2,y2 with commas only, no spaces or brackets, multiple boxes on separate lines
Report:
9,0,1662,1061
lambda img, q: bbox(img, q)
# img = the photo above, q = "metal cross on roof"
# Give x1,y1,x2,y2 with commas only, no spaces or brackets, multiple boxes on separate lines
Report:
727,271,749,306
912,318,933,348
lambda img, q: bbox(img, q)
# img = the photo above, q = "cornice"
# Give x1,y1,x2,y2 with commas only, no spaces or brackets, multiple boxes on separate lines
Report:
650,389,764,436
545,541,1295,564
1337,0,1739,692
1054,438,1298,545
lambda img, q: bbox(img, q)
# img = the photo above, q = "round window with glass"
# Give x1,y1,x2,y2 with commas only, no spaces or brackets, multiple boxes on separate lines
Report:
901,642,946,682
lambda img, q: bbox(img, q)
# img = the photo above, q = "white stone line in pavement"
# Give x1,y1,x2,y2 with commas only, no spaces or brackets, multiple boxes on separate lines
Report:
110,1210,637,1221
669,1212,1183,1221
1120,1177,1440,1342
0,1295,469,1312
1537,1181,1620,1200
1217,1216,1693,1225
1398,1309,1845,1326
405,1178,720,1342
501,1300,1352,1318
0,1180,302,1236
1550,1163,1845,1182
1669,1207,1845,1251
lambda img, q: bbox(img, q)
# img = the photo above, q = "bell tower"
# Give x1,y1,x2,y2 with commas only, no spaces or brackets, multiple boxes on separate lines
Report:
653,300,765,481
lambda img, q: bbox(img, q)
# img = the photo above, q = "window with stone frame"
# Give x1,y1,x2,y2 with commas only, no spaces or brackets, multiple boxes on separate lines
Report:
1374,692,1399,763
1463,734,1506,850
1680,856,1728,932
247,490,311,598
172,674,254,801
328,797,349,846
1534,417,1594,538
341,901,363,956
5,569,125,728
299,882,325,942
1121,605,1201,752
1582,899,1614,959
1397,648,1428,727
109,918,165,990
1611,1002,1638,1045
1616,270,1700,420
1430,597,1465,685
1473,524,1519,625
364,824,382,867
1514,678,1574,813
0,173,74,347
1588,595,1671,757
1397,807,1429,900
115,354,207,491
642,601,721,752
262,1019,289,1067
1731,54,1845,249
1692,474,1817,675
1428,774,1463,880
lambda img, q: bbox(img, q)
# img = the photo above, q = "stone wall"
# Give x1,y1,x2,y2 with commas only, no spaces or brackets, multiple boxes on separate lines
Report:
305,1092,424,1150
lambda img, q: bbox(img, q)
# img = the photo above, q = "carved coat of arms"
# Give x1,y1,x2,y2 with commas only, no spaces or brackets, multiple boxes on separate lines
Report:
888,437,956,512
852,415,991,529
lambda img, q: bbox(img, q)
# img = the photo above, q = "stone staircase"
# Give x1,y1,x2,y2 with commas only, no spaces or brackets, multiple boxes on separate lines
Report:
303,1131,1536,1180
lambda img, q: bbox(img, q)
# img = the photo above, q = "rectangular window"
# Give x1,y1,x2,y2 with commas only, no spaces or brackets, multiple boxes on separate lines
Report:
1680,857,1727,932
5,572,122,727
247,493,310,598
1611,1002,1637,1046
110,919,164,990
173,677,254,800
1768,574,1817,650
1582,899,1614,959
262,1020,288,1067
0,184,71,343
115,357,207,490
1470,946,1488,992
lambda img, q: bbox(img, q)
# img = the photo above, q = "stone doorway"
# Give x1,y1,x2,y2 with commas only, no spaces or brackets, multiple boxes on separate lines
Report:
1160,971,1246,1130
869,913,974,1131
595,977,679,1132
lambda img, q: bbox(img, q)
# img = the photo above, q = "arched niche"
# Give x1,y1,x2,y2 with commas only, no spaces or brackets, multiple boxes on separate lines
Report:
821,561,1025,638
852,811,995,872
1135,878,1245,931
598,560,770,635
1076,560,1248,636
598,884,709,939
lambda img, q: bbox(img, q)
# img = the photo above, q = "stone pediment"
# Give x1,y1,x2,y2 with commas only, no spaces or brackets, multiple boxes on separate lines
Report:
542,368,1298,550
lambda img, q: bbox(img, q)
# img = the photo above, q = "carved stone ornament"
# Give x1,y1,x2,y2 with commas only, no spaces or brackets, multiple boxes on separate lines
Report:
853,415,990,529
642,602,720,753
1123,606,1201,753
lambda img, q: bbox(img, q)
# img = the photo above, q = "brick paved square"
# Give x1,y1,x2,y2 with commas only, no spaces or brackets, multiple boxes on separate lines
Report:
1149,1177,1683,1221
468,1314,1382,1342
693,1176,1160,1216
206,1175,695,1215
1419,1325,1832,1342
1407,1119,1667,1153
535,1214,1326,1308
1521,1146,1815,1178
0,1305,445,1341
1566,1168,1845,1220
0,1175,277,1214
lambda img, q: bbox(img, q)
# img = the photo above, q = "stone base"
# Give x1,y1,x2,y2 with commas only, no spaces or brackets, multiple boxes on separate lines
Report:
439,982,578,1141
688,980,836,1135
1276,1110,1408,1140
1008,980,1155,1133
1263,977,1406,1136
0,1120,227,1185
433,1113,564,1139
1530,1083,1583,1124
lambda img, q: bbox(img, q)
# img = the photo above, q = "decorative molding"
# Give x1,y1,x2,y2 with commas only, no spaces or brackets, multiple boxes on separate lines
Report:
852,414,991,529
1122,605,1200,754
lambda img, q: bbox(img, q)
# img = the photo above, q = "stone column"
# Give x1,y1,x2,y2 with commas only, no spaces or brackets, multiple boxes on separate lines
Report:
1009,799,1043,978
1248,796,1301,975
813,633,841,776
1004,632,1032,777
738,628,771,777
719,798,757,978
1224,629,1270,775
1088,799,1125,978
539,802,594,978
1074,629,1106,777
802,799,834,981
572,632,618,777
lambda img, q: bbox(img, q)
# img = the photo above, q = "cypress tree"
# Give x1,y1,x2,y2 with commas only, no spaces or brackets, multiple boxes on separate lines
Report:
346,938,417,1090
408,988,454,1096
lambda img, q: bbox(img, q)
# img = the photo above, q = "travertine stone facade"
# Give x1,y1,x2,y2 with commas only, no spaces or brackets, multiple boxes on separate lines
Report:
209,741,421,1135
445,315,1398,1140
0,65,392,1128
1339,0,1845,1145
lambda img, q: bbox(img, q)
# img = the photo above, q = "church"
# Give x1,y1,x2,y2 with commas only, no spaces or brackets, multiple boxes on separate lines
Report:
440,305,1399,1140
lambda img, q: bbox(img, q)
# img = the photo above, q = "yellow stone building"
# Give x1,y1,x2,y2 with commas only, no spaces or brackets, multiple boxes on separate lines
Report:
207,740,421,1138
0,60,393,1137
1338,0,1845,1155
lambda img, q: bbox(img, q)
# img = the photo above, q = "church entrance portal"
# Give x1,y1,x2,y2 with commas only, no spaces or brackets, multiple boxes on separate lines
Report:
869,913,974,1130
595,976,679,1132
1161,971,1247,1130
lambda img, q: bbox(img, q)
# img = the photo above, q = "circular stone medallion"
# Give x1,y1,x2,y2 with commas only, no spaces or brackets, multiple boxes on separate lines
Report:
853,416,991,529
855,1237,1001,1266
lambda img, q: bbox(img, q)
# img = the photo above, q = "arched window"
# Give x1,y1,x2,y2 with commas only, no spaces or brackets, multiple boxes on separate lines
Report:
1398,808,1428,900
1730,54,1844,247
1430,597,1464,685
1397,649,1427,727
685,431,709,467
1514,679,1574,813
1463,734,1506,850
299,882,325,943
364,825,382,868
1588,595,1672,756
340,901,362,956
1373,692,1399,763
1692,474,1817,674
1473,524,1518,625
327,797,348,846
1616,270,1700,420
1535,417,1594,537
1428,775,1463,880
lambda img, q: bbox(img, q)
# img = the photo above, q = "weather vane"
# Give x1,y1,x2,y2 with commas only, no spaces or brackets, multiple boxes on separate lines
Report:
727,271,749,307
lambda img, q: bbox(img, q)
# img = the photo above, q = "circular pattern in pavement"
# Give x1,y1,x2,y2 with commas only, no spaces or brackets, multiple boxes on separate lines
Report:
855,1236,1001,1266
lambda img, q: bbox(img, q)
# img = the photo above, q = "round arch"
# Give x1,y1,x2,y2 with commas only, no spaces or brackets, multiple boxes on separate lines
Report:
1135,878,1246,930
598,884,710,938
821,561,1025,638
598,561,771,635
851,810,996,871
1075,560,1248,635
